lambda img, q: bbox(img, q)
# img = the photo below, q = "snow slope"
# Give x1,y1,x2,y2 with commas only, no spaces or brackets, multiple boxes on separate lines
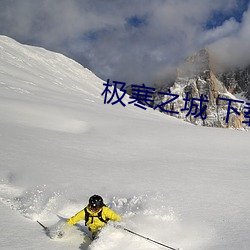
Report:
0,35,250,250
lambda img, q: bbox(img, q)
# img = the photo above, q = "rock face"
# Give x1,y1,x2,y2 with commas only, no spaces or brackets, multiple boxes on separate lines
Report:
217,66,250,100
153,49,249,129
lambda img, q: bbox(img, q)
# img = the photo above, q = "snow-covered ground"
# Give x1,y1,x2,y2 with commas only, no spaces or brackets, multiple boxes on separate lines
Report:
0,36,249,250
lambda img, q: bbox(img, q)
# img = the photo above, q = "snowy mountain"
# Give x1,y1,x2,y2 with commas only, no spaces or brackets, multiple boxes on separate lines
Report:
149,49,250,129
0,36,250,250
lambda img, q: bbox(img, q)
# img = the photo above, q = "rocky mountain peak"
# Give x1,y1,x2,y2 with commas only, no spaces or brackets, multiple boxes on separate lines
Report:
177,48,210,78
152,49,250,130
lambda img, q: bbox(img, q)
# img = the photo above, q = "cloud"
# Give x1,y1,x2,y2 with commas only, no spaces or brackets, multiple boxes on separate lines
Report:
0,0,249,85
209,3,250,69
200,18,240,45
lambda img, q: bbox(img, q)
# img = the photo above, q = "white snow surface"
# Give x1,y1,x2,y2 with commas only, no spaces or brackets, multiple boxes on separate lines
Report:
0,35,250,250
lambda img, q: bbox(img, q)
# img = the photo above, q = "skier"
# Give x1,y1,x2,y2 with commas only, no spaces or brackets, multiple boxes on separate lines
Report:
66,194,121,239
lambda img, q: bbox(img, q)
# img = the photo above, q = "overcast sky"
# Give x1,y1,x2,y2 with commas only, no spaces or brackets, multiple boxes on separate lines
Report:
0,0,249,85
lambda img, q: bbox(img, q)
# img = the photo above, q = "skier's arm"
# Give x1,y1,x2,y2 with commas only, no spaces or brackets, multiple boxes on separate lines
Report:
104,207,122,222
67,209,85,225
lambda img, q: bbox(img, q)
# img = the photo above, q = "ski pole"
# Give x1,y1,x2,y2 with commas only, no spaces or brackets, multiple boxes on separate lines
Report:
37,220,48,231
122,227,180,250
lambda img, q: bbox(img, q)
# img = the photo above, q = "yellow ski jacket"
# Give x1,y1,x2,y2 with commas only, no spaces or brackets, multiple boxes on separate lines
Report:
67,206,121,233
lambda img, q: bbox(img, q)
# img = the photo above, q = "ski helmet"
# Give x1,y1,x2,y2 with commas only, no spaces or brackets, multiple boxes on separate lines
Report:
89,195,104,210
